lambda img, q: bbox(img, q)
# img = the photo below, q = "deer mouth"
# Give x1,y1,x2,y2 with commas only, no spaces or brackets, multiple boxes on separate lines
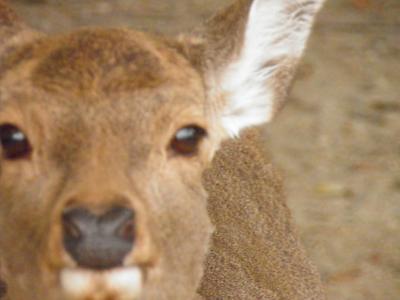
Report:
60,267,143,300
53,204,157,299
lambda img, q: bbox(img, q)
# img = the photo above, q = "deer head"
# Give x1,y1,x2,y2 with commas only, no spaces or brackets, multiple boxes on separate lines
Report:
0,0,324,299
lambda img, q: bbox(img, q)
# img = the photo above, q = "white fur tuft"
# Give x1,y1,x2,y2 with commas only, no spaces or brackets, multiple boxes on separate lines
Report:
220,0,323,137
60,267,143,300
108,268,143,299
61,269,92,298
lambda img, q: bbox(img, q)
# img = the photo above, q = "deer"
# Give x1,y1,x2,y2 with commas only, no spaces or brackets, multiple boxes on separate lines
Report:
0,0,326,299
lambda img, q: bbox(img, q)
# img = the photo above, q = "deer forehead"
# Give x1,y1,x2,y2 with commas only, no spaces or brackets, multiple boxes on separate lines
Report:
0,28,207,154
0,27,205,112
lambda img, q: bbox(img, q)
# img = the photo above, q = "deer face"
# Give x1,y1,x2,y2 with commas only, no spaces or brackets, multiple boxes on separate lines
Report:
0,29,214,299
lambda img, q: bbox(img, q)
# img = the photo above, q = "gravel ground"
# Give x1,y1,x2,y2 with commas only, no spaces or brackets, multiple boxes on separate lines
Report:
11,1,400,299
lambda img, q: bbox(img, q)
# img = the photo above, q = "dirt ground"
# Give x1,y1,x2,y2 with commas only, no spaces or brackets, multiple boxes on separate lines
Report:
11,0,400,299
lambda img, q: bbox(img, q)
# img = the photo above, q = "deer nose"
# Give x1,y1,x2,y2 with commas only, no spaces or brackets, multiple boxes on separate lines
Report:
62,206,135,270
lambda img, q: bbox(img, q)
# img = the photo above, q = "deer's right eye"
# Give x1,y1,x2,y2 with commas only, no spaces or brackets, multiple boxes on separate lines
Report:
0,124,32,160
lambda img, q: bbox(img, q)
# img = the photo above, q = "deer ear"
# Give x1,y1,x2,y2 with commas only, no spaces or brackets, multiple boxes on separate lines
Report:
0,0,39,57
180,0,325,137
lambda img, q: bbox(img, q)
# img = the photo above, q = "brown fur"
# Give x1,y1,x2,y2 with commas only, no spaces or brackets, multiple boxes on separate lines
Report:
0,0,325,299
200,129,324,299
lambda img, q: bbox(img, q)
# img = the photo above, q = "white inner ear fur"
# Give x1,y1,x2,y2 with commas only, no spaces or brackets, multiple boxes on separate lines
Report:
220,0,323,137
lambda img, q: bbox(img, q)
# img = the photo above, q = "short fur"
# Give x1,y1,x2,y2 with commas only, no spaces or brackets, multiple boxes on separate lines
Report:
0,0,325,299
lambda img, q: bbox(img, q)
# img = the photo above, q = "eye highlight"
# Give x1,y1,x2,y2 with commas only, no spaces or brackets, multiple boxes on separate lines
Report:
170,125,207,156
0,124,32,160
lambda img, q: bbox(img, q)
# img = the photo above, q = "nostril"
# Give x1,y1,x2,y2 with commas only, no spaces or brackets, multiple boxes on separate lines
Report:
98,206,135,239
0,279,7,298
62,215,82,240
61,206,136,270
118,219,135,241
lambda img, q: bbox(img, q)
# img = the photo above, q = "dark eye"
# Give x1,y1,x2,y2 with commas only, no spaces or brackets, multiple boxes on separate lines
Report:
0,124,32,160
170,125,207,156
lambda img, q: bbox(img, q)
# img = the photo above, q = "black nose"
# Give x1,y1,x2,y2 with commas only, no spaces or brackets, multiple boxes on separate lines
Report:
62,206,135,270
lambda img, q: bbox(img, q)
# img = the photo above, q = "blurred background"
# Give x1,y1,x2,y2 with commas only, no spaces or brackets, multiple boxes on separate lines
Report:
10,0,400,299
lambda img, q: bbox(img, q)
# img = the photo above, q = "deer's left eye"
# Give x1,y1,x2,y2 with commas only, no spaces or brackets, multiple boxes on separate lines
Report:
170,125,207,156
